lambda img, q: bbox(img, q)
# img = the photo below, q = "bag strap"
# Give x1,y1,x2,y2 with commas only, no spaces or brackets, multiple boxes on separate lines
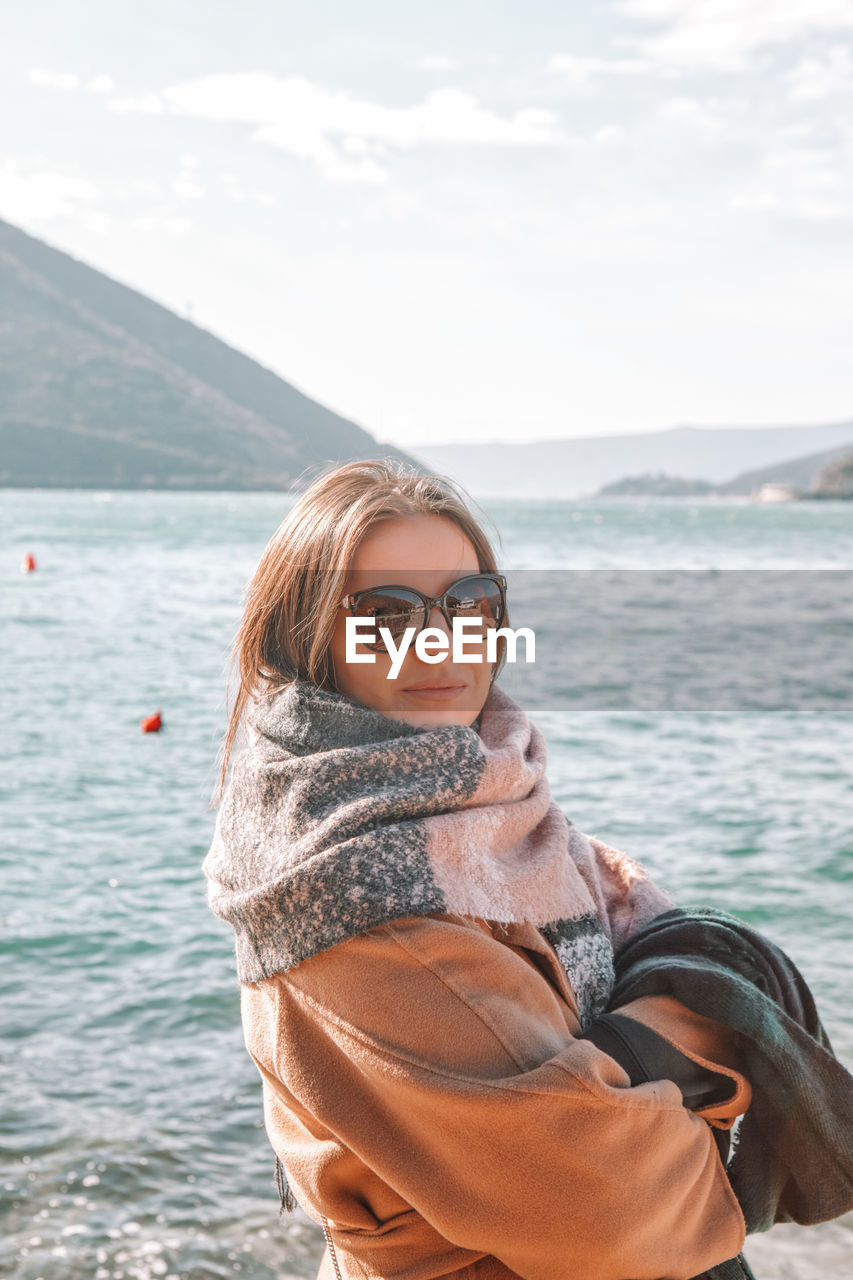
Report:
275,1156,345,1277
321,1214,344,1279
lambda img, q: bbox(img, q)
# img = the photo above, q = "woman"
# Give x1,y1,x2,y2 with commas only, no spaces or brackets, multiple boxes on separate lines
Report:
203,458,752,1280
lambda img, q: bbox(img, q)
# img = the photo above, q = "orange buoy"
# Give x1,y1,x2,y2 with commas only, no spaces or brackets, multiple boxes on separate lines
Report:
141,711,163,733
21,553,36,573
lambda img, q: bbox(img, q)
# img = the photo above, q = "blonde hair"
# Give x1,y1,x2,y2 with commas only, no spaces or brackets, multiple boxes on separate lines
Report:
212,457,507,805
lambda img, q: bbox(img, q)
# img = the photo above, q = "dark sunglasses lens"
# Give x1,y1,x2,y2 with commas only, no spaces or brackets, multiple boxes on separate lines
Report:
353,590,424,648
446,577,504,627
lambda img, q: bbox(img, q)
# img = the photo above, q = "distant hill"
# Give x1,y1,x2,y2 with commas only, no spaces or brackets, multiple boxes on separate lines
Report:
412,422,853,499
597,472,715,497
0,217,417,489
809,452,853,498
591,442,850,496
594,441,853,499
717,440,853,495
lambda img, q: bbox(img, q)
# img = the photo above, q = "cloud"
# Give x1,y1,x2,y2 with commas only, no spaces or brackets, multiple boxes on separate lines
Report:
109,73,564,184
0,155,99,223
129,178,163,198
32,69,117,94
547,53,652,84
785,43,853,99
29,69,80,90
730,141,849,218
108,93,164,114
729,189,779,209
80,210,113,233
217,171,277,205
169,155,205,201
416,56,458,71
656,94,734,137
172,172,205,201
591,124,627,145
615,0,853,71
131,214,192,235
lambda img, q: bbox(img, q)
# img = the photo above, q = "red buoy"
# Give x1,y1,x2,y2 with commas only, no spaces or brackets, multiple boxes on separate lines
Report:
21,553,36,573
141,711,163,733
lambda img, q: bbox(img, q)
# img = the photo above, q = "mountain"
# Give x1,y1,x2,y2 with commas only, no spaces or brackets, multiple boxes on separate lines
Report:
593,440,853,499
717,440,853,495
809,452,853,498
597,472,716,497
0,217,417,489
411,422,853,499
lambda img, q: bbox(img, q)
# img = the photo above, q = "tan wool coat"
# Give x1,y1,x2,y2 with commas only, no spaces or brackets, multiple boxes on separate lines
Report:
241,911,753,1280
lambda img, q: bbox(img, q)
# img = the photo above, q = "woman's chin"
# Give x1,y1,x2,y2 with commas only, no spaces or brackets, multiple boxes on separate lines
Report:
387,706,482,731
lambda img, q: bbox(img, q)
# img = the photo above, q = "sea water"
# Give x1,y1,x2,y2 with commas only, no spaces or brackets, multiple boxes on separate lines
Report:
2,490,851,1279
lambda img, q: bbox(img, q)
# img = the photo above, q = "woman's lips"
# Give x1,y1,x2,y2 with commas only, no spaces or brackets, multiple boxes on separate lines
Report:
402,684,467,701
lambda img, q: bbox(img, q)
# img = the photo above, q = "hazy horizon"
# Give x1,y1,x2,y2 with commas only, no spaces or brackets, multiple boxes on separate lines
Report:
408,415,853,449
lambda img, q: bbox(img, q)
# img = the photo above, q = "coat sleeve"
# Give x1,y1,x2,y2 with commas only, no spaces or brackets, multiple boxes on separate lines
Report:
241,914,750,1280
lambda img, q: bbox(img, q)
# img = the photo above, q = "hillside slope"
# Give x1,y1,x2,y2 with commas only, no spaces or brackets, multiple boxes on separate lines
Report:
719,441,853,494
0,218,415,489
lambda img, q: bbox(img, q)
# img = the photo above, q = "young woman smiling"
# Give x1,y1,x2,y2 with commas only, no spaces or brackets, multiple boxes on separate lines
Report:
204,459,752,1280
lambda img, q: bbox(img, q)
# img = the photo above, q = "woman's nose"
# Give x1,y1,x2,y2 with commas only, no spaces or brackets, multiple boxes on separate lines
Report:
426,604,453,641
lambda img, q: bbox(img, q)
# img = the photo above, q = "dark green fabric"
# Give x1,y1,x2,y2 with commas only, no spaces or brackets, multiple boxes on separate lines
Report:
604,905,853,1278
696,1254,758,1280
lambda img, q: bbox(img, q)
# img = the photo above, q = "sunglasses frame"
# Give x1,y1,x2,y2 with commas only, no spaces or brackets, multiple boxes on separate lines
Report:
339,572,508,654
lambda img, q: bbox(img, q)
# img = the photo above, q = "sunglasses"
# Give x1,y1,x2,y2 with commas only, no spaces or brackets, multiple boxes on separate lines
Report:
339,573,508,654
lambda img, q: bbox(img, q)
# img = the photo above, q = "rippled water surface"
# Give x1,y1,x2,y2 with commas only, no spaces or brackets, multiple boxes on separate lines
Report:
2,491,852,1279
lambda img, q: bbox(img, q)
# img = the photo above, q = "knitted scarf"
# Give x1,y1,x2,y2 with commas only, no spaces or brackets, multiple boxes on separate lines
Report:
203,676,673,1032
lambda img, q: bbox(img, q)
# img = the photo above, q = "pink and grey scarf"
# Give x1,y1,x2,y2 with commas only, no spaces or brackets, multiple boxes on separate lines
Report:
202,677,673,1030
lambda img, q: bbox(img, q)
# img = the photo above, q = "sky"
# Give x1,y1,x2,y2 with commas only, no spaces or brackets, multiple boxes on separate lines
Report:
2,0,852,447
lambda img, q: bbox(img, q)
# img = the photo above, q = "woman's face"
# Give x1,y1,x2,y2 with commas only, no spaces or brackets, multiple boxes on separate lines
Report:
329,514,495,729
